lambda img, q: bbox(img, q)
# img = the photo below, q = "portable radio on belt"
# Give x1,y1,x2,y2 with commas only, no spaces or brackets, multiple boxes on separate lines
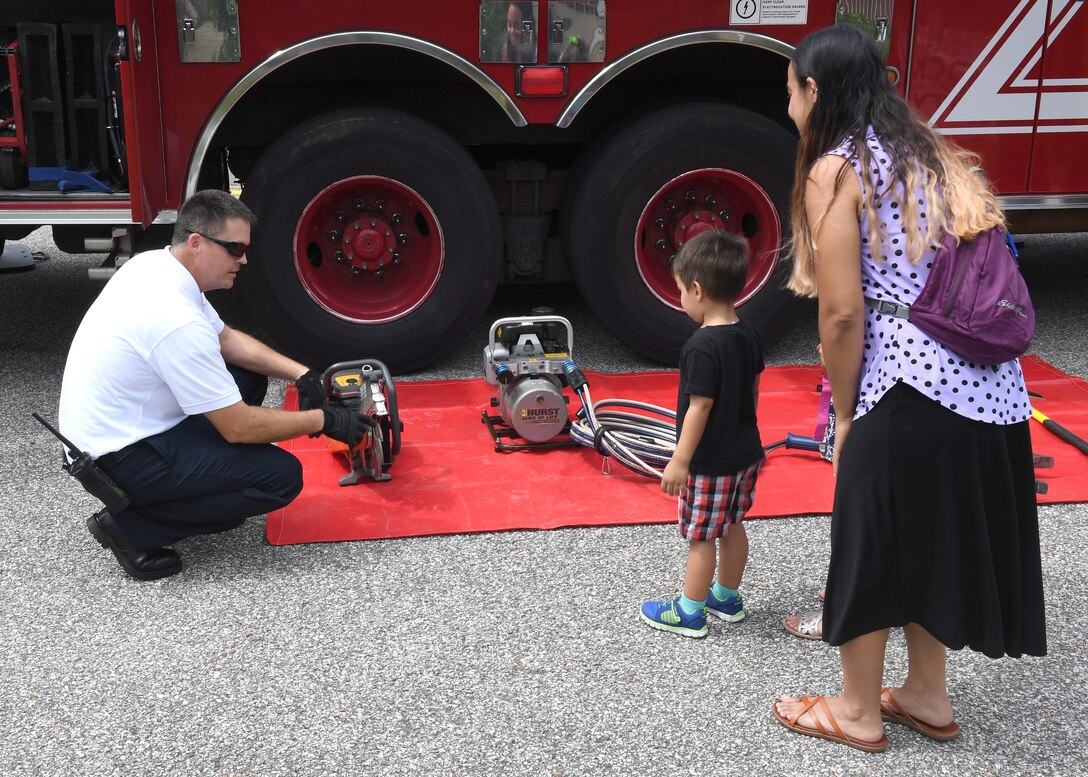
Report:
32,412,131,514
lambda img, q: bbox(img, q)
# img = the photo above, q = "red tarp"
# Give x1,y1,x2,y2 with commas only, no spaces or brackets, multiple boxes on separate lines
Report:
266,355,1088,545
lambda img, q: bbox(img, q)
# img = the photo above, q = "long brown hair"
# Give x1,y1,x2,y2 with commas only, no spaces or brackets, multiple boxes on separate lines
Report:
786,25,1003,298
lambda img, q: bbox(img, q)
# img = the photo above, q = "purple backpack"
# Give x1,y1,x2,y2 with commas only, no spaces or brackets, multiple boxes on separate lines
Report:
864,227,1035,365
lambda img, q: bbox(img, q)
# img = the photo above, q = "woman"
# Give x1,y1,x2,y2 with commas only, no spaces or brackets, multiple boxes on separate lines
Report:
502,2,535,63
773,25,1046,752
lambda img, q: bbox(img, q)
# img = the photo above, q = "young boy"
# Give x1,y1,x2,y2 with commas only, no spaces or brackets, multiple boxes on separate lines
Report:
640,229,765,638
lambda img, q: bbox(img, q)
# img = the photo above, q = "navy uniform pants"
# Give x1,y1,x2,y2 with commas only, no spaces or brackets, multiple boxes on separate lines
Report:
101,366,304,548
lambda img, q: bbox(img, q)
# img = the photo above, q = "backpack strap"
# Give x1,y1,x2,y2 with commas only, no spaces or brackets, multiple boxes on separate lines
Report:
864,296,911,319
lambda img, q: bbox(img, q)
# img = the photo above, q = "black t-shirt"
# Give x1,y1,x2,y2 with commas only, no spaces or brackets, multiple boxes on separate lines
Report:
676,320,765,475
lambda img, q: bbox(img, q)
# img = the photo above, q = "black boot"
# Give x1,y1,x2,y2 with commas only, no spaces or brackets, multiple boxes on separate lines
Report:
86,509,182,581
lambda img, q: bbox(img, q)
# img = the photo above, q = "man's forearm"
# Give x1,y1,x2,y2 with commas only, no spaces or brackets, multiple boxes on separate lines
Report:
207,403,324,444
219,326,310,382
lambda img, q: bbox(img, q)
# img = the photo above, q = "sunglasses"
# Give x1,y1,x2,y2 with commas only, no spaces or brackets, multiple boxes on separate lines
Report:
192,231,248,258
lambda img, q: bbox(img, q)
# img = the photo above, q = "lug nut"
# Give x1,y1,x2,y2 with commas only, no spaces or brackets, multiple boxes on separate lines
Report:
391,212,404,225
327,229,341,243
391,252,401,264
335,209,347,223
665,199,678,212
351,266,361,275
654,217,665,230
684,189,696,202
352,198,365,211
374,198,386,211
397,233,409,246
718,210,731,222
655,238,667,250
334,250,346,263
704,194,717,207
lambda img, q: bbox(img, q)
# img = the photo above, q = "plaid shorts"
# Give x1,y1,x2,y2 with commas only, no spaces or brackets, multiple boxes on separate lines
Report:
678,459,763,541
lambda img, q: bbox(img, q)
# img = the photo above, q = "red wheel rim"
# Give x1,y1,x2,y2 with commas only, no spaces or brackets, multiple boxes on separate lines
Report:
294,176,444,323
634,169,781,309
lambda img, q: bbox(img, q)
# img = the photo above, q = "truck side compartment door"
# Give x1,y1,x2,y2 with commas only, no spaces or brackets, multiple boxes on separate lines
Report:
118,0,167,227
907,0,1042,194
1027,0,1088,193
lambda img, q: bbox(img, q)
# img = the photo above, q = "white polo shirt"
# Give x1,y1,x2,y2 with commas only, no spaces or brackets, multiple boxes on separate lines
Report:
58,247,242,458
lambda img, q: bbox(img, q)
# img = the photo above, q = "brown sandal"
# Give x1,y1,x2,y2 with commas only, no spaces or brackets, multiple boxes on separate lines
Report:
773,695,889,753
880,688,961,741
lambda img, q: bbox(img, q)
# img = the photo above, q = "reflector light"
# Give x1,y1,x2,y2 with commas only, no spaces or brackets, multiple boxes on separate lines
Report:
517,66,568,97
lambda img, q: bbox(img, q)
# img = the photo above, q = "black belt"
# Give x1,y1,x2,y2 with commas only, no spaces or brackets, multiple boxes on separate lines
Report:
96,444,138,471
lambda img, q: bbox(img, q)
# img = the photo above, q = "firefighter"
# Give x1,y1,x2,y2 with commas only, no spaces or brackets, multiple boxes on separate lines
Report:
58,189,364,581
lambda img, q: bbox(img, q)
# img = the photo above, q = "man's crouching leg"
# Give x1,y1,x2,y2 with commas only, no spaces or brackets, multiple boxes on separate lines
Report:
88,416,304,579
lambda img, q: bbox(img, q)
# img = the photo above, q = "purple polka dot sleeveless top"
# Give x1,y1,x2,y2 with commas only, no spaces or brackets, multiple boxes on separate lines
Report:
828,129,1030,425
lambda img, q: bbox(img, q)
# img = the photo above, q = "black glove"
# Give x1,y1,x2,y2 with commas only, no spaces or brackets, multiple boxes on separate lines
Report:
319,405,367,448
295,369,325,412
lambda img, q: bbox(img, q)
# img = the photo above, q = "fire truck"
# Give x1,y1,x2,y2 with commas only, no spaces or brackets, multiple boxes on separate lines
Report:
2,1,1086,372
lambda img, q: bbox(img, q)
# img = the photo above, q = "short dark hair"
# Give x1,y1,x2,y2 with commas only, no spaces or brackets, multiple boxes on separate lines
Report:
172,189,257,247
672,229,750,303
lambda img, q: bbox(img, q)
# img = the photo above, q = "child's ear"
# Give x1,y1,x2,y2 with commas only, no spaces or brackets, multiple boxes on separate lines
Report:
691,280,704,299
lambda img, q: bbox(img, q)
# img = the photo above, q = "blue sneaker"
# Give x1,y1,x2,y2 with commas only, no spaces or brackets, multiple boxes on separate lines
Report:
706,589,745,622
639,597,708,638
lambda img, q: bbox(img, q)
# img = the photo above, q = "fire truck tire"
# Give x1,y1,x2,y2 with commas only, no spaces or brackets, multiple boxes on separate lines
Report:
0,225,36,242
240,107,501,373
0,150,26,190
561,102,804,364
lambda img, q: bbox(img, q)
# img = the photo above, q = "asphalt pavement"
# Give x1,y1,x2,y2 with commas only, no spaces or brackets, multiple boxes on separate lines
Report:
1,228,1086,776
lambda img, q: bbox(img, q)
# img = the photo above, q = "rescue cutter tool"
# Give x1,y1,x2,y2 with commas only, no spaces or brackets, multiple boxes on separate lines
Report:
321,359,402,486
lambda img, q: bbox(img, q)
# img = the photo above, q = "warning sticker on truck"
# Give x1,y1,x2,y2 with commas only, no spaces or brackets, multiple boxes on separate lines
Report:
730,0,809,25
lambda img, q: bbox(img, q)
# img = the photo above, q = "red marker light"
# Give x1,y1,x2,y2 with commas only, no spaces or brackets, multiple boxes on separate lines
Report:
517,66,568,97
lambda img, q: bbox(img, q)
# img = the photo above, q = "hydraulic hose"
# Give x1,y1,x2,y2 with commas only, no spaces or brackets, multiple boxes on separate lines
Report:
565,361,678,479
564,361,826,478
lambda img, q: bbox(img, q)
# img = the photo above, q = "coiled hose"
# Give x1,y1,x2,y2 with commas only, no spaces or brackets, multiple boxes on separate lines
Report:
563,360,825,479
564,361,677,479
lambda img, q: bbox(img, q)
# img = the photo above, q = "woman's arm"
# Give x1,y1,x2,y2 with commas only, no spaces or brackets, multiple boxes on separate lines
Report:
805,155,864,472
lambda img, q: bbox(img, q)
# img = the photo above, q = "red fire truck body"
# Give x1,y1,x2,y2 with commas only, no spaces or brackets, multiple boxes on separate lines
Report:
1,1,1085,371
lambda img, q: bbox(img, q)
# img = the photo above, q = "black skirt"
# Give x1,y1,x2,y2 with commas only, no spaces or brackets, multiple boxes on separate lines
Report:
822,381,1046,658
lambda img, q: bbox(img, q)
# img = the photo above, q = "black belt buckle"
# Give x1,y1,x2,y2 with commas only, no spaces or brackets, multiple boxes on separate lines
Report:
864,295,910,319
